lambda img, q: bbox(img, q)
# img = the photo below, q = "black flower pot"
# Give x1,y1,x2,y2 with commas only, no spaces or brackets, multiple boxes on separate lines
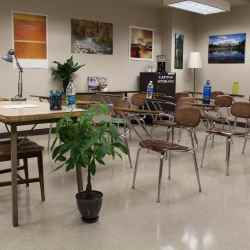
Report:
76,191,103,223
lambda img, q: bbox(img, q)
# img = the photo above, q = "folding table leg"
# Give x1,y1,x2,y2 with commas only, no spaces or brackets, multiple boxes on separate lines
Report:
11,124,18,227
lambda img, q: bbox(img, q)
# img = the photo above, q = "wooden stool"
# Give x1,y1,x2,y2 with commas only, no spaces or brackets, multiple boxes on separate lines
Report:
0,138,45,201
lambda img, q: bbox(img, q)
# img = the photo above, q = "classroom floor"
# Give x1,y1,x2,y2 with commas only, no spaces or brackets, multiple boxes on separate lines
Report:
0,129,250,250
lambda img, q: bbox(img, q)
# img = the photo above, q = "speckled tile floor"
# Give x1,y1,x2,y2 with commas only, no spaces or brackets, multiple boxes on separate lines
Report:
0,128,250,250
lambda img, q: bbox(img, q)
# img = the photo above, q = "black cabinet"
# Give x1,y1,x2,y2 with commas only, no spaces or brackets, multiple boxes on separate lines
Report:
139,72,176,97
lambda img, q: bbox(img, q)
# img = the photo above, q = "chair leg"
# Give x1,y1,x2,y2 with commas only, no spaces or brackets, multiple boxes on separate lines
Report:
242,135,248,155
37,153,45,201
132,148,142,189
178,128,182,143
194,130,199,149
23,158,29,188
226,137,232,176
124,137,133,168
200,134,209,168
157,154,165,203
190,130,202,192
171,127,175,143
168,151,171,180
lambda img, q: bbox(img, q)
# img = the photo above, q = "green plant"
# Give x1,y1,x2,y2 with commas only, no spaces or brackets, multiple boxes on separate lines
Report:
51,104,128,197
51,56,84,92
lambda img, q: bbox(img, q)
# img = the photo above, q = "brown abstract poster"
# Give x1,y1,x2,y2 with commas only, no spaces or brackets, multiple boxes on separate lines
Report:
71,19,113,55
13,13,48,68
129,26,154,60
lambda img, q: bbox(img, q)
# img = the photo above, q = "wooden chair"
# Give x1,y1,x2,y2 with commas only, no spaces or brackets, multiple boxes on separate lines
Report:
125,106,202,202
211,91,224,99
0,138,45,201
131,93,146,108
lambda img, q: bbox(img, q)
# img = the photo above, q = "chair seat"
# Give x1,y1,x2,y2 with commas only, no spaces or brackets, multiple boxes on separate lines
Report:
140,139,189,153
203,112,228,123
0,138,44,162
207,128,232,137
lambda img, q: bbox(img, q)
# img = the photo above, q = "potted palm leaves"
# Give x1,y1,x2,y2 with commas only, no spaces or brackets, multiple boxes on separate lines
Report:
51,56,84,93
51,104,128,223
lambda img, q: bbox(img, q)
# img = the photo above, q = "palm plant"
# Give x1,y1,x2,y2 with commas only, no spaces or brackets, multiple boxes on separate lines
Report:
51,56,84,92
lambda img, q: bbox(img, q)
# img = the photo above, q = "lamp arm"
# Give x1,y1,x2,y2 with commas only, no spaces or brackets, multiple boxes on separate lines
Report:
14,54,23,72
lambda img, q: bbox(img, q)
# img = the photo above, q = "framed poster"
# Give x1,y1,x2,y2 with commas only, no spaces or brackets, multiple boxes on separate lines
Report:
129,26,154,61
71,19,113,55
208,33,246,64
13,12,48,68
174,33,184,69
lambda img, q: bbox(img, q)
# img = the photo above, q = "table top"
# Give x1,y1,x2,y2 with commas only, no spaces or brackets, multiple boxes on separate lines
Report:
77,100,101,106
0,101,85,125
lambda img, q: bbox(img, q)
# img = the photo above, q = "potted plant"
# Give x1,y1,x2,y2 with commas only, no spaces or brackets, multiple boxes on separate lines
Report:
51,56,84,93
51,104,128,223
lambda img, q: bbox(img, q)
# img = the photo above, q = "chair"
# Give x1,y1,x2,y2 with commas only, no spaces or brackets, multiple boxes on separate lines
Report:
94,95,133,169
201,101,249,176
211,91,224,99
175,92,190,103
126,106,202,202
131,93,146,108
203,95,233,129
0,138,45,201
231,102,250,154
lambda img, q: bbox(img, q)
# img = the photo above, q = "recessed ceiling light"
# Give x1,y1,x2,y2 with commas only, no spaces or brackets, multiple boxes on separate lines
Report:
163,0,231,15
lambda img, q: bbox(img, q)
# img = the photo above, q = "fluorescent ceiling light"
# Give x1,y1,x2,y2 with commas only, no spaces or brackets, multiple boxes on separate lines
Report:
164,0,231,15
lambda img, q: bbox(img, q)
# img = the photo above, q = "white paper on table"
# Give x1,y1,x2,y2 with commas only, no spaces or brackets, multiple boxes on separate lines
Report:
3,104,39,109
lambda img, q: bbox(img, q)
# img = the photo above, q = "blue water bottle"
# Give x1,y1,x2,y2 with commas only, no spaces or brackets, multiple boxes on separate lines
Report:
146,81,154,99
203,80,212,105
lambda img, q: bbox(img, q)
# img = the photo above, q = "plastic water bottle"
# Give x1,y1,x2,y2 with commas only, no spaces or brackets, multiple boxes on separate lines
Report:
146,81,154,99
232,81,240,95
203,80,212,105
66,81,76,110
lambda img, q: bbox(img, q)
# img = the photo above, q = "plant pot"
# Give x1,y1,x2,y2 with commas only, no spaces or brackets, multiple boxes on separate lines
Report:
76,191,103,223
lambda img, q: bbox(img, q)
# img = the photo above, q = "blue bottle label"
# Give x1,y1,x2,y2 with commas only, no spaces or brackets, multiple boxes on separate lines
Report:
68,95,76,105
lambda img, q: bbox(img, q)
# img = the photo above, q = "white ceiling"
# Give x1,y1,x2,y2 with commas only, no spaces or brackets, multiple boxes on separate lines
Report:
122,0,250,8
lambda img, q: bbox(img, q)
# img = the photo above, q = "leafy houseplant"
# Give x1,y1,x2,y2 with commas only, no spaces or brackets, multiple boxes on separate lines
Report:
51,56,84,93
51,104,128,223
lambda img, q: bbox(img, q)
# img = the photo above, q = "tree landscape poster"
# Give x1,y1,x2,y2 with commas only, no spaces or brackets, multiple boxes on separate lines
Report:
175,33,184,69
71,19,113,55
13,12,48,68
129,26,154,60
208,33,246,64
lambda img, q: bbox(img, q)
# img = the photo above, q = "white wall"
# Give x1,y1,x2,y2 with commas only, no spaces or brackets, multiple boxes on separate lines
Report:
195,6,250,94
0,0,162,97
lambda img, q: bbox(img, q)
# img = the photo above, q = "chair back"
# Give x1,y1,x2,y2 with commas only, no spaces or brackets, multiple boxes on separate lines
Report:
214,95,233,107
175,107,201,128
177,97,195,109
131,93,146,107
175,92,190,103
212,91,224,99
231,102,250,119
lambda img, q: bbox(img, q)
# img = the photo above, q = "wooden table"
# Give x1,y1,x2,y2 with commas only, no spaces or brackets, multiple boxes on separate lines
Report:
0,101,85,227
77,100,101,107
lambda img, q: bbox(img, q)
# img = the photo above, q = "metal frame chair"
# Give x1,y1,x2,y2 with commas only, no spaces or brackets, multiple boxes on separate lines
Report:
123,107,202,202
201,101,250,176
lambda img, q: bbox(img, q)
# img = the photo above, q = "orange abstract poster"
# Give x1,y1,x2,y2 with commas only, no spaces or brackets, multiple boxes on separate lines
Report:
13,13,48,68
